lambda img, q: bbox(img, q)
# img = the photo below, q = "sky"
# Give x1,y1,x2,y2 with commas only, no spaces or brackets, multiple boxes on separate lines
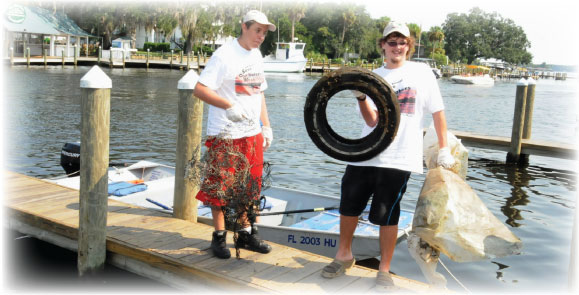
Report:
358,0,578,66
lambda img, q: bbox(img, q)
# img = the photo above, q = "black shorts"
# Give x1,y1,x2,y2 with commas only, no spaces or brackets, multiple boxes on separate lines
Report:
340,165,411,226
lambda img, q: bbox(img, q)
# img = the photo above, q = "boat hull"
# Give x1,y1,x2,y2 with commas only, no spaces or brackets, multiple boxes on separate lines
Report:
450,75,494,85
263,59,307,73
48,161,413,260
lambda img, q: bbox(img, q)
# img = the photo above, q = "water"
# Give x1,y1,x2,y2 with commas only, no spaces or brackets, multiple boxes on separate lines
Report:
2,66,577,293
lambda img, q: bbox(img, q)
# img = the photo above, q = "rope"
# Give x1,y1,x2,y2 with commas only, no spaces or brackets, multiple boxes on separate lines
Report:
438,258,472,294
403,231,472,293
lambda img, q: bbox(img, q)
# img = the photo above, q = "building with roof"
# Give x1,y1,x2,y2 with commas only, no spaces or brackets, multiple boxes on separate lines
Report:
3,4,96,58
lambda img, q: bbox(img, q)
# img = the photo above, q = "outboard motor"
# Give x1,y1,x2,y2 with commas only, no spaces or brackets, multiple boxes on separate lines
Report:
60,142,80,177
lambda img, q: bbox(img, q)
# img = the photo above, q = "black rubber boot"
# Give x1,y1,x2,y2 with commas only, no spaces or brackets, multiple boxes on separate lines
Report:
236,226,272,254
211,230,231,259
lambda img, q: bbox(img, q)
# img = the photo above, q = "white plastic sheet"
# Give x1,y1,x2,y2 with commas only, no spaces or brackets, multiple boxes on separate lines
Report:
412,129,522,262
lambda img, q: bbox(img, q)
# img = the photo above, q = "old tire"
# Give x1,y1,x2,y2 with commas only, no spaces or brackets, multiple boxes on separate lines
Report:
304,67,400,162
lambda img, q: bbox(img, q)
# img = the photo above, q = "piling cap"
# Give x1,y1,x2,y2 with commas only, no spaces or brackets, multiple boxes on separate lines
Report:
517,78,528,86
178,70,200,90
527,77,536,85
80,66,112,89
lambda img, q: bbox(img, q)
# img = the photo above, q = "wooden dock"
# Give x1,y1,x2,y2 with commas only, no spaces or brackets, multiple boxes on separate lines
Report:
4,171,436,293
452,130,576,160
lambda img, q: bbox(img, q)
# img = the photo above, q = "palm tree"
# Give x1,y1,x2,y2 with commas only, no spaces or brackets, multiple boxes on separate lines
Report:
428,26,444,57
288,3,306,42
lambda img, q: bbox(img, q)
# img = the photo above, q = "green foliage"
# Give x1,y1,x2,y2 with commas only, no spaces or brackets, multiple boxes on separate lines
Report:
61,2,533,65
443,7,532,65
143,42,171,52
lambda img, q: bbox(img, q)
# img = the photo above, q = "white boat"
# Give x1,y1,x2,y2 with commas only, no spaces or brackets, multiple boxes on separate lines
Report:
263,42,308,73
49,159,413,260
412,58,442,79
450,74,495,85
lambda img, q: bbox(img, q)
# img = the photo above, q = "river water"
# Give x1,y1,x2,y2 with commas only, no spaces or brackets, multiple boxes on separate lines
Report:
3,66,577,293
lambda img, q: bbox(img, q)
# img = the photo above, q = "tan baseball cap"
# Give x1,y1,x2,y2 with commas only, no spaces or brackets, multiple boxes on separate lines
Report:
383,21,410,37
243,10,276,32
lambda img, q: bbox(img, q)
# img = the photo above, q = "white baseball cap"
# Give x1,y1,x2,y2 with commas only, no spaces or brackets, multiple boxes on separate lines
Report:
243,10,276,32
383,21,410,38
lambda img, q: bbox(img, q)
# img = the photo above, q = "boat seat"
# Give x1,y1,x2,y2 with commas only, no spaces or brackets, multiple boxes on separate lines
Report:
290,206,413,237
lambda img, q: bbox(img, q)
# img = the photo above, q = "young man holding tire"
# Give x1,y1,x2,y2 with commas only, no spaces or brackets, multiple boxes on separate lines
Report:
321,21,455,290
193,10,275,259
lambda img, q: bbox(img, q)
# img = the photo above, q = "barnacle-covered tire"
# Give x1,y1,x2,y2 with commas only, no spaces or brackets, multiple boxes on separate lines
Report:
304,67,400,162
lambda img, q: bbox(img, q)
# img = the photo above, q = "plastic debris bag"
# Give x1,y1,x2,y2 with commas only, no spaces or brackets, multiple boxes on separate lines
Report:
423,126,469,179
412,167,523,262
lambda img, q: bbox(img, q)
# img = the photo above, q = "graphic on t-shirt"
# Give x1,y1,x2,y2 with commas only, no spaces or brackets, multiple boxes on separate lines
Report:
235,64,264,96
396,87,416,115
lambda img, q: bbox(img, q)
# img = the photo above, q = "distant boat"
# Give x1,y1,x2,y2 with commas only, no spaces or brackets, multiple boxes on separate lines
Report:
450,74,495,85
263,42,308,73
412,58,442,79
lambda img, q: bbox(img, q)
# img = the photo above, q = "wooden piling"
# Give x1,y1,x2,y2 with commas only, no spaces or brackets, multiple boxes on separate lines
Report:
146,49,150,69
506,79,528,164
173,70,203,222
74,45,77,67
62,50,65,67
26,47,30,68
109,48,113,68
44,49,47,68
78,66,112,276
170,50,173,68
186,52,190,70
122,50,125,69
321,58,325,72
522,78,536,139
98,46,101,65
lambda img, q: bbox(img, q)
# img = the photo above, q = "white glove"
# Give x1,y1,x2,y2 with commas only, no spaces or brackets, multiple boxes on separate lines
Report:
437,147,455,168
225,103,246,122
351,90,365,100
262,126,273,151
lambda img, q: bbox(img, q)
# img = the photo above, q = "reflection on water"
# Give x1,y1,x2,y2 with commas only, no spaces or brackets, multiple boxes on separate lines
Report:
2,66,577,293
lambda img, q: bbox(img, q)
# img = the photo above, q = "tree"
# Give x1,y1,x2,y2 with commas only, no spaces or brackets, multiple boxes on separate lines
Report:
288,3,306,42
443,7,532,64
428,26,444,58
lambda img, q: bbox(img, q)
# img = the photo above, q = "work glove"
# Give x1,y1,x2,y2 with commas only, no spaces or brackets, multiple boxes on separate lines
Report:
262,126,273,151
437,147,455,168
351,90,365,100
225,103,246,122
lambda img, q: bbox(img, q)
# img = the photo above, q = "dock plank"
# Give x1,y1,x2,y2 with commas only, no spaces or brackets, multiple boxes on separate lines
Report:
4,171,435,293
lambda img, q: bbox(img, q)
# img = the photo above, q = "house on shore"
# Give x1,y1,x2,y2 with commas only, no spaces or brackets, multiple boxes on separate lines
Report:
3,4,97,58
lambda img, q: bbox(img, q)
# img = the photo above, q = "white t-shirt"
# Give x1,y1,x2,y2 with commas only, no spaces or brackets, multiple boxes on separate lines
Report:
198,39,268,139
348,61,444,174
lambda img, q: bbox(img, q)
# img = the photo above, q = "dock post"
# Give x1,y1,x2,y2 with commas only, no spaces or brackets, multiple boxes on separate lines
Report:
62,49,65,67
180,51,183,64
186,52,190,70
170,50,173,69
309,58,313,73
522,78,536,139
122,49,125,69
74,45,78,67
10,47,13,66
321,58,325,72
98,46,101,65
26,47,30,68
506,79,528,164
146,49,150,69
109,49,113,68
78,66,112,276
196,52,201,72
174,70,203,222
44,49,47,68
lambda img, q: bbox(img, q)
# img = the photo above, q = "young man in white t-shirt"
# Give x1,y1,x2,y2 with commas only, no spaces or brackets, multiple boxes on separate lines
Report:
321,21,455,289
193,10,275,259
